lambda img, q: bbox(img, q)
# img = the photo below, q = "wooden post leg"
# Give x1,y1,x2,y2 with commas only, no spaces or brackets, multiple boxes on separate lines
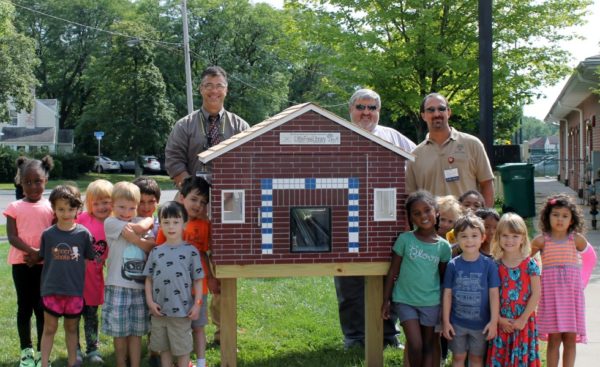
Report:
364,275,384,367
220,278,237,367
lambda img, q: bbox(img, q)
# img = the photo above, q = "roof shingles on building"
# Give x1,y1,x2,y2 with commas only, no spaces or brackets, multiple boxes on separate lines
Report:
0,127,55,143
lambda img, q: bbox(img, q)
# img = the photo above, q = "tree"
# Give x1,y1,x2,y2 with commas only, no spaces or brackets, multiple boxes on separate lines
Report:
14,0,129,128
134,0,300,124
291,0,592,141
521,116,558,141
0,1,38,121
77,21,175,166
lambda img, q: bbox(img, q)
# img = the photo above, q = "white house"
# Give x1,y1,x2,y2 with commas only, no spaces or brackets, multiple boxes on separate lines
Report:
1,98,74,153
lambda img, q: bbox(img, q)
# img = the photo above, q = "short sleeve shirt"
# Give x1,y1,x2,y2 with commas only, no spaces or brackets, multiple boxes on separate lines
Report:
442,254,500,330
406,128,494,197
392,231,452,306
143,243,203,317
3,199,54,264
39,224,94,297
76,211,109,305
156,218,211,295
104,216,153,290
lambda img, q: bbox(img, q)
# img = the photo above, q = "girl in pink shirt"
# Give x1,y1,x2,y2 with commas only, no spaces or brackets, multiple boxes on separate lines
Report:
75,179,113,364
4,156,54,367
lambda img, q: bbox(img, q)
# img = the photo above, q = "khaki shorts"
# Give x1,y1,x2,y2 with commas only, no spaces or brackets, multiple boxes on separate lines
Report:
149,316,192,356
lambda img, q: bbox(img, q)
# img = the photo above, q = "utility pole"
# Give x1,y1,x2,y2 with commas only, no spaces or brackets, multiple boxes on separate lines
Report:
479,0,494,161
182,0,194,114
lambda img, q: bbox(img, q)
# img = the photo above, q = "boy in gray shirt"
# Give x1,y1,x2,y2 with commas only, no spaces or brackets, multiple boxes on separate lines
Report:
143,201,203,367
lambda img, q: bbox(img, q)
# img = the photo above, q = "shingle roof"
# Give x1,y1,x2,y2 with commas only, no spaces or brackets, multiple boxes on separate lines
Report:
198,103,415,164
0,127,54,143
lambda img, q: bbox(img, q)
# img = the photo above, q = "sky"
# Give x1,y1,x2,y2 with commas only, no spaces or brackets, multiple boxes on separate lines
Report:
522,1,600,120
253,0,600,121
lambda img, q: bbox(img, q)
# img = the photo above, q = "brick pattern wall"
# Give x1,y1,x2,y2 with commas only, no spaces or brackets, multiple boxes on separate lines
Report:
209,111,408,266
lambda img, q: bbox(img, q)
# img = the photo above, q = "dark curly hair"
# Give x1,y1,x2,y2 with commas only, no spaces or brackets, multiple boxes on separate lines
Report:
538,193,584,234
49,184,83,209
405,190,437,229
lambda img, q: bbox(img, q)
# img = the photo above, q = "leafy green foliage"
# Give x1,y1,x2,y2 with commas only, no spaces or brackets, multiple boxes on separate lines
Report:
0,2,38,121
521,116,559,141
291,0,592,141
0,145,20,183
77,21,175,159
14,0,129,129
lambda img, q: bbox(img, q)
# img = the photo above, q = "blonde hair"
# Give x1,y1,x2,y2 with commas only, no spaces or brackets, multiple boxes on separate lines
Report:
112,181,140,204
491,212,531,260
85,179,113,213
437,195,463,221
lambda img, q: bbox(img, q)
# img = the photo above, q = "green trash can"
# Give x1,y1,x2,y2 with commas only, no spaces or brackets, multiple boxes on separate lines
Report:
497,163,535,218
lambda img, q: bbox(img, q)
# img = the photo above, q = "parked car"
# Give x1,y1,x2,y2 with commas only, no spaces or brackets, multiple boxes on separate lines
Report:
119,155,162,174
93,156,121,173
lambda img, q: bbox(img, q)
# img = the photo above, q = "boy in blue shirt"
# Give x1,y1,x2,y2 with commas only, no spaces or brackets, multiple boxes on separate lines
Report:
442,214,500,367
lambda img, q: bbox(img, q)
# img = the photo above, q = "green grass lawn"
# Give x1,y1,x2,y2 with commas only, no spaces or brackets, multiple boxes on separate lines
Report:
0,238,548,366
0,173,175,192
0,244,408,367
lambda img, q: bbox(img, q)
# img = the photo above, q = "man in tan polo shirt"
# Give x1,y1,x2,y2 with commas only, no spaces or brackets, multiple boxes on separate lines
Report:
406,93,494,206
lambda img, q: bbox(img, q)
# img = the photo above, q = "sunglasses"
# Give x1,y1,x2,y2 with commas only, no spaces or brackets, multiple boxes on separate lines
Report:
355,104,378,111
425,106,448,113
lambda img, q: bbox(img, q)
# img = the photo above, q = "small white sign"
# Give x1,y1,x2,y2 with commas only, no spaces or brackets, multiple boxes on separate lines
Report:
280,132,340,145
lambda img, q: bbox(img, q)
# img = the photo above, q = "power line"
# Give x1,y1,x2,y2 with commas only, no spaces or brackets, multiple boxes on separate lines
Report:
6,0,182,47
6,0,349,108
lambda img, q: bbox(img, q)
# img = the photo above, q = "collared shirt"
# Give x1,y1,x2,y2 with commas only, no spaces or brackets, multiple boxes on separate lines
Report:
165,108,249,178
406,128,494,197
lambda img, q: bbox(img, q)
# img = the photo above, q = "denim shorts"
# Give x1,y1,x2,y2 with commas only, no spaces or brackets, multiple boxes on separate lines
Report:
394,302,440,327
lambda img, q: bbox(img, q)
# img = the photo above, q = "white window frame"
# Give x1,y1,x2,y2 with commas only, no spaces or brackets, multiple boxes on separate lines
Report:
374,188,396,221
221,189,245,223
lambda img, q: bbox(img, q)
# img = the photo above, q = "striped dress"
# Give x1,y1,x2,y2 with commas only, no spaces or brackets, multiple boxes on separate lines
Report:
537,233,586,342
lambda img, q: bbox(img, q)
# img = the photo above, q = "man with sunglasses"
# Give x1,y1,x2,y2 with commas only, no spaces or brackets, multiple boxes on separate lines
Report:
348,89,416,152
406,93,494,207
335,89,415,350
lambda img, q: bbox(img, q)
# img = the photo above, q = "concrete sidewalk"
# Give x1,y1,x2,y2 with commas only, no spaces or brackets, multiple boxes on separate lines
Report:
533,178,599,366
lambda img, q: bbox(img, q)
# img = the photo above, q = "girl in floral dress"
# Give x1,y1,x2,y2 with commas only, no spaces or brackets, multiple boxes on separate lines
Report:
487,213,541,367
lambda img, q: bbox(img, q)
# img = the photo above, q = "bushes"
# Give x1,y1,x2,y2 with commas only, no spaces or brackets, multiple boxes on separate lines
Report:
0,148,94,182
0,146,20,183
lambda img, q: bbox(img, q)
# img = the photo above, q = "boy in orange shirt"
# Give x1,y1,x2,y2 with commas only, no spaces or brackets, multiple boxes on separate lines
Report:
156,176,212,367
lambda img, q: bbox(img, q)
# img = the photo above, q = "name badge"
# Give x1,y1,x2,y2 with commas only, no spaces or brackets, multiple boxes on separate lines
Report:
444,168,459,182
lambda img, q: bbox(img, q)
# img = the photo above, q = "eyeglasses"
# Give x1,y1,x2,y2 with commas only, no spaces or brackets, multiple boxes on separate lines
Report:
425,106,448,113
355,104,378,111
201,83,227,91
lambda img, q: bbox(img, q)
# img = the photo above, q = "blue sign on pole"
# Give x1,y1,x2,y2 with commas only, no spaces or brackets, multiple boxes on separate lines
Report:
94,131,105,140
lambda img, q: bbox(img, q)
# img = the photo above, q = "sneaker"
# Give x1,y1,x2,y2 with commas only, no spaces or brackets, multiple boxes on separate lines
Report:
33,354,50,367
86,350,104,364
20,348,35,367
